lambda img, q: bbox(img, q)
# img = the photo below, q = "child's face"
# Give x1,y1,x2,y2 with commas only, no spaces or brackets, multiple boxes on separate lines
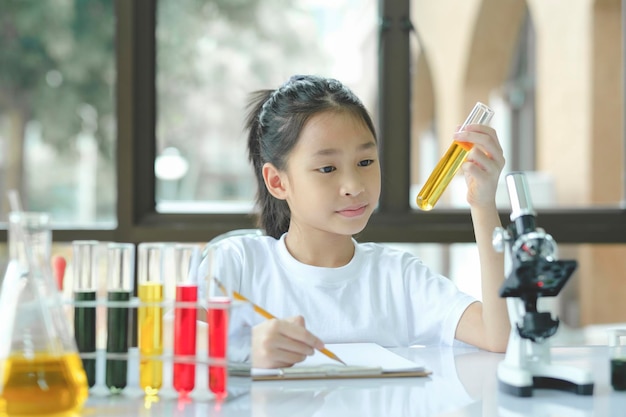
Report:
281,111,381,238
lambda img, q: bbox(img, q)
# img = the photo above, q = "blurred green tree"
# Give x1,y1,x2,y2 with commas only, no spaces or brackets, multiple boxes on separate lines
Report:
0,0,115,214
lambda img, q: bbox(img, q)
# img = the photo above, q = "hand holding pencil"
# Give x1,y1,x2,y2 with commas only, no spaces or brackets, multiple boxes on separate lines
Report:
212,278,346,368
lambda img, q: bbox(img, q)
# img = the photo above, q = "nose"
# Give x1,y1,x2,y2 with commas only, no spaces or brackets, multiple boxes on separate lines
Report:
340,168,365,197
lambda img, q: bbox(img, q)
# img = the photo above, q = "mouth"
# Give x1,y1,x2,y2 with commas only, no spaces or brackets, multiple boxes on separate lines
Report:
336,204,368,218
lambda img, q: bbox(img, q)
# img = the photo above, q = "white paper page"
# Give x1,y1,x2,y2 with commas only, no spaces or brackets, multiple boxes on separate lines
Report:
252,343,424,376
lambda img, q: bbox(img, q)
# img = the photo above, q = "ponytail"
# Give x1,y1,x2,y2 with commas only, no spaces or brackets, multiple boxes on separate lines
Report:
245,90,291,239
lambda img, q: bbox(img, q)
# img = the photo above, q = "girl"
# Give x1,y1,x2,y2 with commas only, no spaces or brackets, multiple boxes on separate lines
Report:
206,75,509,369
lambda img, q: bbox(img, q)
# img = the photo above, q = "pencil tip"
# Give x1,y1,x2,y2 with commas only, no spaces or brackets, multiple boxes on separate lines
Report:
331,353,346,366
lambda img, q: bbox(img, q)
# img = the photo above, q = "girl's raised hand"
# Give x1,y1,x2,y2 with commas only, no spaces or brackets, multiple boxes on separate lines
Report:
454,124,505,209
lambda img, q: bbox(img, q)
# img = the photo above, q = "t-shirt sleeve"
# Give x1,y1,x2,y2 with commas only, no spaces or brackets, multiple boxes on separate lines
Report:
404,255,477,347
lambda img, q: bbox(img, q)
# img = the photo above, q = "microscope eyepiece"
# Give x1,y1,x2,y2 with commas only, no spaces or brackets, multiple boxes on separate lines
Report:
506,172,536,221
506,172,537,235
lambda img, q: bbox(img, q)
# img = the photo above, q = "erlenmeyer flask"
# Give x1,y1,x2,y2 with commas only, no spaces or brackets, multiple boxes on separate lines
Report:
0,212,88,416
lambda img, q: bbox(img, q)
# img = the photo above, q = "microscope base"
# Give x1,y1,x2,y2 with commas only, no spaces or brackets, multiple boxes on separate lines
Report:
497,361,594,397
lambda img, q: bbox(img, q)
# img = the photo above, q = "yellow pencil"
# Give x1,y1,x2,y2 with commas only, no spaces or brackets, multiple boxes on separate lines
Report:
212,277,346,366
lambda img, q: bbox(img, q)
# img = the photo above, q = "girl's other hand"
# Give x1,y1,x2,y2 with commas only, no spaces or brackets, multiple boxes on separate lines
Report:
252,315,325,368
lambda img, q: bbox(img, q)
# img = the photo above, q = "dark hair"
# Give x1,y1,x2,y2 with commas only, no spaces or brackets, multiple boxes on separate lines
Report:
245,75,377,239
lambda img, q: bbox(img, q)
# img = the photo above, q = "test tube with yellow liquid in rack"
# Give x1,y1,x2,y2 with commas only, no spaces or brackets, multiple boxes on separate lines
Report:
137,243,165,396
416,102,494,211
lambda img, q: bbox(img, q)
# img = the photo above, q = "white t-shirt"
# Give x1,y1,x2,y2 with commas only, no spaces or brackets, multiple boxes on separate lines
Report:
199,233,476,348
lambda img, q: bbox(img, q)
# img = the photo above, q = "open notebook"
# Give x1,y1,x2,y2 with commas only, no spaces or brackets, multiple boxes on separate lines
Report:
252,343,430,380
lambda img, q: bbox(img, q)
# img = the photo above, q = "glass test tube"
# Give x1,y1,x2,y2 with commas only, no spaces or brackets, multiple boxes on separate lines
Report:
173,244,200,396
137,243,165,396
105,243,135,393
416,102,494,211
72,240,99,388
208,300,229,399
609,330,626,391
205,245,231,400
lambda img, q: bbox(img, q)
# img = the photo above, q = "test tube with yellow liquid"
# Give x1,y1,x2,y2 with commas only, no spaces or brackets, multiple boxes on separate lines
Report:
416,102,494,210
137,243,165,396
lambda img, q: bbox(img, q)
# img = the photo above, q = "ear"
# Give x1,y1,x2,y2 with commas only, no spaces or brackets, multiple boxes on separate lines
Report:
262,162,288,200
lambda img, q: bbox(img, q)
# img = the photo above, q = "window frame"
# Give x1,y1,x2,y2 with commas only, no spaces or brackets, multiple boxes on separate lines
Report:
2,0,624,246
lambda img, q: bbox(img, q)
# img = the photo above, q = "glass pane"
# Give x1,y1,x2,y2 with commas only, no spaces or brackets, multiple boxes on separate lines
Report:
410,2,623,210
0,1,117,227
155,0,378,213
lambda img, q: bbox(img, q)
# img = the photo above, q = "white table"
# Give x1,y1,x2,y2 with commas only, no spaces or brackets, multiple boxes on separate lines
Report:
81,345,625,416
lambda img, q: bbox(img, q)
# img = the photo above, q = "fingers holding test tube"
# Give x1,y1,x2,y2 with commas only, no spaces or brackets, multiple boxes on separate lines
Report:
456,124,505,208
416,102,495,211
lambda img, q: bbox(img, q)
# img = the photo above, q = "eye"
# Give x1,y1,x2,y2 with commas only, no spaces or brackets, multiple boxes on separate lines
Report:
318,166,336,174
358,159,374,167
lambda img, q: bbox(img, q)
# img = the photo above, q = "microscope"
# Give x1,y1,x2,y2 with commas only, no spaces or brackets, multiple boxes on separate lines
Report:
492,172,594,397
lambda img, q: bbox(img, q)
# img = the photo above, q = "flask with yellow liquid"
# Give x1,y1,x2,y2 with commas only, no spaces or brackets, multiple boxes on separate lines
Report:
0,211,89,417
416,102,494,210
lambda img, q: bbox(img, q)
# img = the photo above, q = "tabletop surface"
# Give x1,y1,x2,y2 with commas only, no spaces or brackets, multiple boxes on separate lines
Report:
78,343,626,417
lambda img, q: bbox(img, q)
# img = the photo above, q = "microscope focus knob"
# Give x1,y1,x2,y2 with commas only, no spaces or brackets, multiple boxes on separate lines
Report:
492,227,510,252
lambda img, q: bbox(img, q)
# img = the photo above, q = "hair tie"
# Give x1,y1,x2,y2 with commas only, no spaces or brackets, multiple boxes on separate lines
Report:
288,74,308,83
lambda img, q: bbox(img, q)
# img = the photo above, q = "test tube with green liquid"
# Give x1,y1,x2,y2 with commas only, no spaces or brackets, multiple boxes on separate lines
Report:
72,240,99,388
137,243,165,396
609,329,626,391
105,242,134,393
416,102,494,210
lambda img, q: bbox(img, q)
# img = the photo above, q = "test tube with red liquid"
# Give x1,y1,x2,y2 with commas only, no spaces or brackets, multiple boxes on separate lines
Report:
173,244,200,396
208,298,230,399
204,244,231,400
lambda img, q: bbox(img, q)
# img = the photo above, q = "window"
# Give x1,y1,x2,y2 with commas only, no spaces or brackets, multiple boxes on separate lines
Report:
0,0,116,228
1,0,625,327
154,0,377,213
410,3,624,210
